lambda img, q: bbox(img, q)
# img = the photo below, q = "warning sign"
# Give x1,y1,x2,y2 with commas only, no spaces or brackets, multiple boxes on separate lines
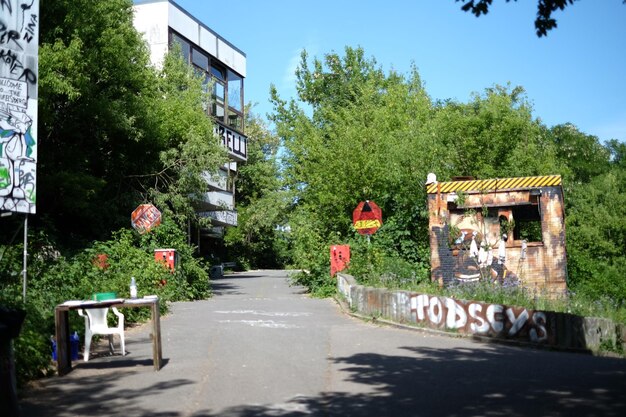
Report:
352,201,382,235
131,204,162,234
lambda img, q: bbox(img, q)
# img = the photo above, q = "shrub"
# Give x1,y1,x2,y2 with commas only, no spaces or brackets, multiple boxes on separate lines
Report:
1,219,211,386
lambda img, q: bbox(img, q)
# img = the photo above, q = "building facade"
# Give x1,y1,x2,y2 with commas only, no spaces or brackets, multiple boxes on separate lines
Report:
132,0,246,252
426,174,568,296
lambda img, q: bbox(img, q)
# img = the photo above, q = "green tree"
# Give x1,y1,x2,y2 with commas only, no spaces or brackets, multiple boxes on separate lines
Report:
224,108,289,268
270,47,578,293
565,168,626,304
35,0,226,247
37,0,158,246
141,47,227,229
271,47,442,282
549,123,611,187
428,85,564,179
456,0,626,37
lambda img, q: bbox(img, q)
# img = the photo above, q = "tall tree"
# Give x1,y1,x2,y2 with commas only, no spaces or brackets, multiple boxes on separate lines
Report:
34,0,225,247
456,0,625,37
38,0,158,245
272,47,441,271
270,47,572,283
225,108,288,268
428,85,564,179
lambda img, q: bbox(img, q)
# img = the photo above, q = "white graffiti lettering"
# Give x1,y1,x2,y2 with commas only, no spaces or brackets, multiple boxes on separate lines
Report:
445,297,467,329
469,303,490,333
428,297,443,324
529,311,548,342
506,308,529,336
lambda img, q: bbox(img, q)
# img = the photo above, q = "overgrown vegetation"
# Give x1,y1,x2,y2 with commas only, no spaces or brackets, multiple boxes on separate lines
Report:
1,0,219,386
0,217,211,385
272,47,626,326
2,0,625,387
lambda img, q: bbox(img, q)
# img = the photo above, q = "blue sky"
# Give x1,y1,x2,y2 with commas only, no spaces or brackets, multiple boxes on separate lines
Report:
174,0,626,143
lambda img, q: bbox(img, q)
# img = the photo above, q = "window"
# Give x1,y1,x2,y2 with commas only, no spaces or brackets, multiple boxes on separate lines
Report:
171,33,190,63
227,70,242,112
212,82,225,122
192,48,209,70
211,64,225,81
227,70,243,130
512,205,543,242
169,30,245,133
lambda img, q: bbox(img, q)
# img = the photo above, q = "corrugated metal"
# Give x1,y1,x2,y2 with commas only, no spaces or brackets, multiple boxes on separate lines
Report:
426,175,561,194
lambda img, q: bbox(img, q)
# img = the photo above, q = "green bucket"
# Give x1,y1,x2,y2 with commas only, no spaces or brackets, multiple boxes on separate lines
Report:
92,292,117,301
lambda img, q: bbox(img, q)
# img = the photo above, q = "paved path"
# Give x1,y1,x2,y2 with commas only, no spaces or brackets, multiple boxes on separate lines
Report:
20,270,626,416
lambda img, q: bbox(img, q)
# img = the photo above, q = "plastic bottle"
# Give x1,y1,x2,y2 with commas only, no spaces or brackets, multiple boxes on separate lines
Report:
130,276,137,299
51,336,57,361
70,331,80,361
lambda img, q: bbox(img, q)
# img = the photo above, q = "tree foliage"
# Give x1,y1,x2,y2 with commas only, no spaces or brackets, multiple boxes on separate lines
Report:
224,109,290,268
269,46,626,305
34,0,225,247
456,0,626,37
1,0,223,384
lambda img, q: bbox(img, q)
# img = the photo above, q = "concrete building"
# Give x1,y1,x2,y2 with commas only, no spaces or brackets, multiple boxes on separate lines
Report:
132,0,246,252
426,174,568,296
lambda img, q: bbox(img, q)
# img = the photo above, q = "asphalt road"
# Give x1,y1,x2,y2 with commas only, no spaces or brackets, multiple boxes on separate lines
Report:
20,270,626,417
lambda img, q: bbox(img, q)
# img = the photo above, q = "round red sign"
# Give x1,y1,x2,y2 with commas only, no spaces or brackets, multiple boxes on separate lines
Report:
352,201,383,235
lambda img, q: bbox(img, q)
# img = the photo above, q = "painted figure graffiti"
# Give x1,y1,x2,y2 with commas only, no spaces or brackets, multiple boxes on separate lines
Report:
0,0,38,214
0,107,35,199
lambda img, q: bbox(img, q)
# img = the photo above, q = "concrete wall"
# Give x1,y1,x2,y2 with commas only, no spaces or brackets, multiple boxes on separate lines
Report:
337,273,624,354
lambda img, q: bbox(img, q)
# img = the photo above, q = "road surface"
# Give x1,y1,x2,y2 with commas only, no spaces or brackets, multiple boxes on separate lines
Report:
20,270,626,416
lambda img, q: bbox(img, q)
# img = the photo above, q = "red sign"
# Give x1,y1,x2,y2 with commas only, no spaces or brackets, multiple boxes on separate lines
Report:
131,204,162,234
330,245,350,277
352,201,382,235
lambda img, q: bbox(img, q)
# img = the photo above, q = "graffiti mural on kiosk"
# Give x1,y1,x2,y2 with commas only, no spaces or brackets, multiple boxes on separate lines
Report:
0,0,38,214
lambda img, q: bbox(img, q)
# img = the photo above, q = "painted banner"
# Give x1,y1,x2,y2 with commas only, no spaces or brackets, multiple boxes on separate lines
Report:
0,0,39,214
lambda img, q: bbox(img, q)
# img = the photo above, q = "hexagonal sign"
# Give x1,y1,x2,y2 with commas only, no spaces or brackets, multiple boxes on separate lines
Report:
352,200,382,235
131,204,161,234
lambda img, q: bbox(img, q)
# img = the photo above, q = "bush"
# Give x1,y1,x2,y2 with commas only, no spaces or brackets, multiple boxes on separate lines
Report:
0,219,211,386
345,236,430,290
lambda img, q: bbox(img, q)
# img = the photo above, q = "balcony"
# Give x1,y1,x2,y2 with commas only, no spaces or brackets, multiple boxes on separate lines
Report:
199,190,234,210
198,210,238,227
202,170,228,191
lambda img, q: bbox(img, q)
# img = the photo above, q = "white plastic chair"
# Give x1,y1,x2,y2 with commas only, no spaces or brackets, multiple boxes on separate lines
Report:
77,307,125,361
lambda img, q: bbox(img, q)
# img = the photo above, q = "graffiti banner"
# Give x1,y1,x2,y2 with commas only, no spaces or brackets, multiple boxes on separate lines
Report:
0,0,39,214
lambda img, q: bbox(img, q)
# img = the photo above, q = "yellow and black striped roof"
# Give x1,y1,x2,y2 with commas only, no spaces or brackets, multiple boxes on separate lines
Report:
426,175,561,194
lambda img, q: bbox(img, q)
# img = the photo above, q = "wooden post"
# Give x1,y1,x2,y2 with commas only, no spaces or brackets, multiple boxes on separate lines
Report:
151,300,162,371
54,308,71,376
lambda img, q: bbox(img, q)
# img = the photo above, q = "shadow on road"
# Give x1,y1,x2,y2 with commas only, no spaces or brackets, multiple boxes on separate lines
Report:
21,371,191,417
192,344,626,417
210,281,245,296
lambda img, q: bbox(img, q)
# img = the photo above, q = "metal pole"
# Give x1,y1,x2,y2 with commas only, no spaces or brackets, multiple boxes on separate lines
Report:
22,214,28,303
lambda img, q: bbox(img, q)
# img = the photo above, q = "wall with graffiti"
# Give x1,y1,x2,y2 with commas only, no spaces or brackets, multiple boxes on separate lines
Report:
426,175,567,296
0,0,38,214
337,273,625,352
